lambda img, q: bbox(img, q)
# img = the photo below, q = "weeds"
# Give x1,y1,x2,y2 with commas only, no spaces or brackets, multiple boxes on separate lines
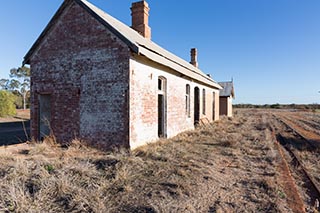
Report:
0,110,295,212
277,190,287,199
44,164,54,173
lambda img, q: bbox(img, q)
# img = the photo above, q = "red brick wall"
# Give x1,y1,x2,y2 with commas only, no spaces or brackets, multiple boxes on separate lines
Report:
219,97,228,116
29,2,130,149
129,55,220,148
219,96,233,117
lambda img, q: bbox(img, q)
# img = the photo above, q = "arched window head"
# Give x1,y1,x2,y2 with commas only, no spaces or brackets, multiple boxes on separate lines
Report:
158,76,166,92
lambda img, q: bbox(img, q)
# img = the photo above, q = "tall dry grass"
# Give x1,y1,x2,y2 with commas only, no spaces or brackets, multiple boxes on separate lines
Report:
0,111,293,212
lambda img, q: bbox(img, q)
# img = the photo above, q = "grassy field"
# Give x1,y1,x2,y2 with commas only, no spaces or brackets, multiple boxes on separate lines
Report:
0,110,319,212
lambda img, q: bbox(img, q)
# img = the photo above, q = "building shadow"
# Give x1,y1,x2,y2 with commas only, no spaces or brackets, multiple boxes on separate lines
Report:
0,120,30,146
276,134,320,152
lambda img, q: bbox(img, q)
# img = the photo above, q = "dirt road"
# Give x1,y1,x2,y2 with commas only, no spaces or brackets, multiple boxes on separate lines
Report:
0,121,30,146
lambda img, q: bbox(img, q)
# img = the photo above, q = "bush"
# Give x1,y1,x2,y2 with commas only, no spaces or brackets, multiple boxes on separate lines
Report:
270,103,281,109
0,90,16,117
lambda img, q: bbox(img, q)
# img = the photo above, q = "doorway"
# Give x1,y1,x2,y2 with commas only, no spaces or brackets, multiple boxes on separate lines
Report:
212,92,216,120
39,94,51,140
194,87,200,125
158,77,167,137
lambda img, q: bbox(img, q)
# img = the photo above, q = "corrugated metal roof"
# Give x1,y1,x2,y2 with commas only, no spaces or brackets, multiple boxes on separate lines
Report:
24,0,222,89
79,0,221,89
219,81,235,98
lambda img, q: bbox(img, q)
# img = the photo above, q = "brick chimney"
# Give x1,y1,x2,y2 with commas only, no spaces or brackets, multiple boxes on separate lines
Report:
131,1,151,39
190,48,198,68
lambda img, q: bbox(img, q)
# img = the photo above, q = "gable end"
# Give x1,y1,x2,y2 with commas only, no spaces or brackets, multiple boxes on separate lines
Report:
75,0,138,53
23,0,138,65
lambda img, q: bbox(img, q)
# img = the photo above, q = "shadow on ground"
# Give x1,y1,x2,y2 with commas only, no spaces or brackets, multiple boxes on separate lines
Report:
0,121,30,146
276,134,320,152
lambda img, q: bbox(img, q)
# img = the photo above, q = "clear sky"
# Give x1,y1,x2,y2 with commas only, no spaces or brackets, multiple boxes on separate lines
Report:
0,0,319,104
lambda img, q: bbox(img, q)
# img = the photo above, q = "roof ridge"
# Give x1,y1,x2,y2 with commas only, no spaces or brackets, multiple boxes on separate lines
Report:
78,0,218,84
24,0,222,89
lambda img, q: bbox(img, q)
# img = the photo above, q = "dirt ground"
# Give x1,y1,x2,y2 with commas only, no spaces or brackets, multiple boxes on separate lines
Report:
270,109,320,212
0,109,319,212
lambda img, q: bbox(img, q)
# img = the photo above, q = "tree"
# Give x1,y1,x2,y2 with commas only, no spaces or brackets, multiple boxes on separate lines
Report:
0,66,30,110
0,90,16,117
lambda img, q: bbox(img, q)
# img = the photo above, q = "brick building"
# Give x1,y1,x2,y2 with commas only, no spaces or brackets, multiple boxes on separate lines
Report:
219,81,235,117
24,0,222,149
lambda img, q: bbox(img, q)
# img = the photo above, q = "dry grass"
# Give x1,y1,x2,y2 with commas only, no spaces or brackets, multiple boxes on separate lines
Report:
0,111,293,212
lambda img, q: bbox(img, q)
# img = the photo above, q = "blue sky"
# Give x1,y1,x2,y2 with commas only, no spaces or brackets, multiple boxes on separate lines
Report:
0,0,319,104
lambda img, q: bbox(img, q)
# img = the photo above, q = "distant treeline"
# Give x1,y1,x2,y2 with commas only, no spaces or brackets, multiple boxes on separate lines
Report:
234,103,320,110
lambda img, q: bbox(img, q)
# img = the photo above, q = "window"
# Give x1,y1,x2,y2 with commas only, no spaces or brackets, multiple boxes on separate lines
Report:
186,84,190,117
203,89,206,115
158,79,162,91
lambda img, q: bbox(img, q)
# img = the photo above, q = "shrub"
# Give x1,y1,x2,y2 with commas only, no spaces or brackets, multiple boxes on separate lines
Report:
270,103,281,109
44,164,55,173
0,90,16,117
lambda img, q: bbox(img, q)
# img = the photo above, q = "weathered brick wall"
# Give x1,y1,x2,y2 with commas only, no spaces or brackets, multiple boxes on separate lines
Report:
29,2,130,148
219,97,228,116
129,55,220,149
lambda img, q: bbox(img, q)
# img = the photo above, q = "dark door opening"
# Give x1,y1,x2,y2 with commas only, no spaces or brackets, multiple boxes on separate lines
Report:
212,92,216,121
158,77,167,138
158,94,164,137
194,87,200,125
39,94,51,140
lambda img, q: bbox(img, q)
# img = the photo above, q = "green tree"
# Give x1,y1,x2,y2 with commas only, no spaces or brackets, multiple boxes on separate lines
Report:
0,66,30,110
0,90,16,117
